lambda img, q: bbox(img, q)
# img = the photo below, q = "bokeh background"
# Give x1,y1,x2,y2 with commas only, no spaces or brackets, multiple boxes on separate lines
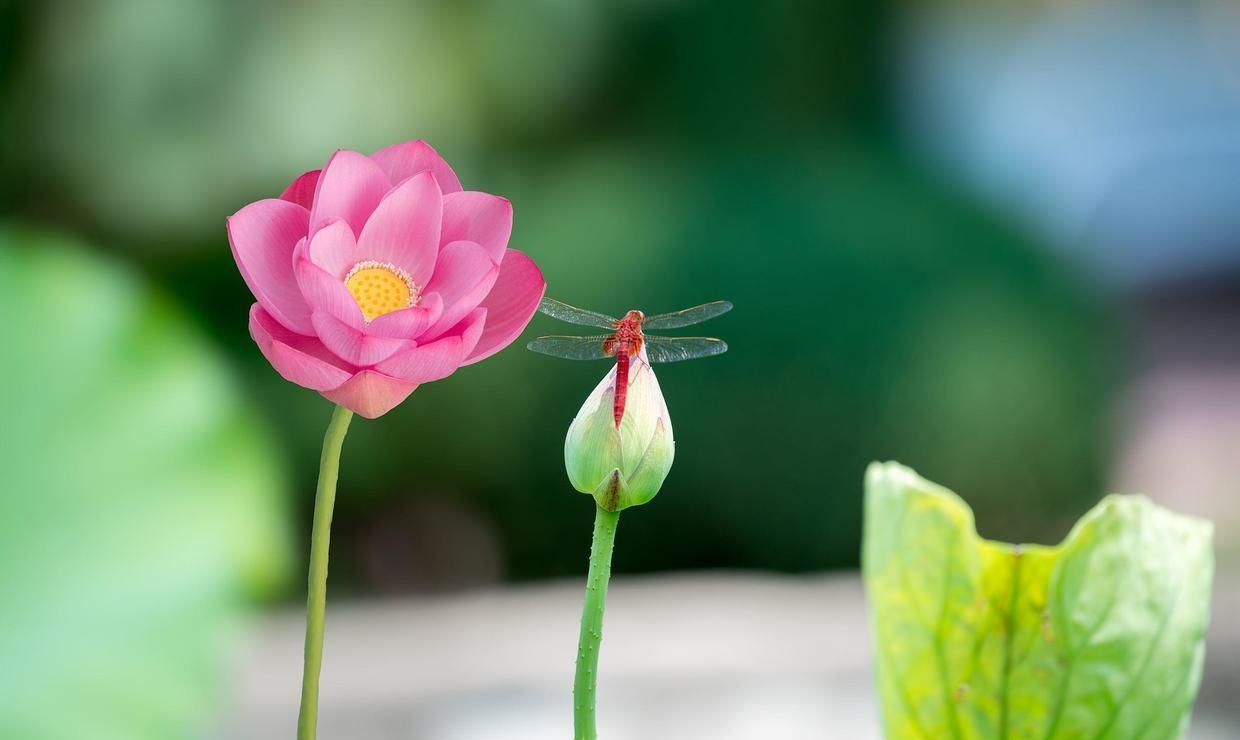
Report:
1,0,1237,737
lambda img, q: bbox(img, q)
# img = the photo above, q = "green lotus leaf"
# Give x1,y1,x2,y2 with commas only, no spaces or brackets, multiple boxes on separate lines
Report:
864,462,1213,740
0,227,290,740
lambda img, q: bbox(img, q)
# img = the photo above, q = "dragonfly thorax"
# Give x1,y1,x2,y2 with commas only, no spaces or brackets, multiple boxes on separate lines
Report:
608,310,646,357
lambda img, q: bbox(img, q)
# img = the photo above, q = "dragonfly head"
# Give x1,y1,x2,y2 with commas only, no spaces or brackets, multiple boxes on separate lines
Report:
623,309,645,324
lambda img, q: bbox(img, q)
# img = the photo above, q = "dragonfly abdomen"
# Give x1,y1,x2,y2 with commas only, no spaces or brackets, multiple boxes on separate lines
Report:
613,352,629,428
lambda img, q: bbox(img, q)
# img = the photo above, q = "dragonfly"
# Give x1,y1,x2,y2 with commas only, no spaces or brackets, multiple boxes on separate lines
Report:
528,297,732,427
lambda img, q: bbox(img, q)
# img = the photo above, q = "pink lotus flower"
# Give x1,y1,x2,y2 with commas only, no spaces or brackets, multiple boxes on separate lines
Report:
228,141,546,418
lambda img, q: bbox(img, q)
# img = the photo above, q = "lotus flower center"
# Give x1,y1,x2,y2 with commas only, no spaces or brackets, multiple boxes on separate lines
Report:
345,261,419,322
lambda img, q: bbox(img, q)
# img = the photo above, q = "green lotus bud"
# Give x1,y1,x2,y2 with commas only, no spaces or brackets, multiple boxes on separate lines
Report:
565,353,674,511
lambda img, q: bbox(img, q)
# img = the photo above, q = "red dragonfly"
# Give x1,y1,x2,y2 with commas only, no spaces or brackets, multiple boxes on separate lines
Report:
528,297,732,427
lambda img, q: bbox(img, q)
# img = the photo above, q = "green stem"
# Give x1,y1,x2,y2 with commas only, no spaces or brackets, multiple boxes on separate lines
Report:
297,405,354,740
574,505,621,740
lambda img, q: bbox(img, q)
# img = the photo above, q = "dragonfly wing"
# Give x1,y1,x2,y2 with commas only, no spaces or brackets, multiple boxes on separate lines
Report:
537,297,619,329
641,300,733,330
527,335,613,361
643,335,728,363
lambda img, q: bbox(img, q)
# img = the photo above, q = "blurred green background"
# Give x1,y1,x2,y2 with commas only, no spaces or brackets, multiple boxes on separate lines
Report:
3,0,1238,737
0,0,1119,580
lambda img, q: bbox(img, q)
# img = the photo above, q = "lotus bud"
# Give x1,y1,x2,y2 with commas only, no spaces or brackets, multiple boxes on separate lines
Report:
565,352,674,511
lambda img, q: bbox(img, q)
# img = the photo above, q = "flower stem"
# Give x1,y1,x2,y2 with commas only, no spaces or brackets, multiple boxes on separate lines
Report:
574,504,621,740
297,405,354,740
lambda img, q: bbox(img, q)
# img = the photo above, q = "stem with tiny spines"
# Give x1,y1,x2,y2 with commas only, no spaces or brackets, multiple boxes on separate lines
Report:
573,504,621,740
297,405,354,740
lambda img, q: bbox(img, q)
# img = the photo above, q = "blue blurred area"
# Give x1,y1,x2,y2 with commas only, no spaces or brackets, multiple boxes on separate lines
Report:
899,0,1240,288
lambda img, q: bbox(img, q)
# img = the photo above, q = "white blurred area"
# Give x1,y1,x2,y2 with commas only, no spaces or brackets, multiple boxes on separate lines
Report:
216,576,876,739
217,573,1238,739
